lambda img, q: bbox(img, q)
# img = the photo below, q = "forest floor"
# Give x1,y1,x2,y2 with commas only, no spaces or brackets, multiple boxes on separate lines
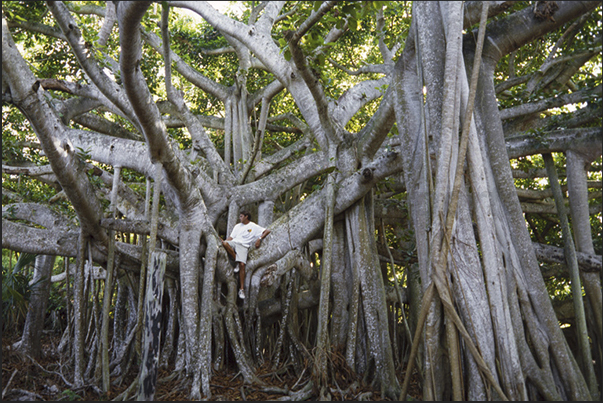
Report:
2,332,423,401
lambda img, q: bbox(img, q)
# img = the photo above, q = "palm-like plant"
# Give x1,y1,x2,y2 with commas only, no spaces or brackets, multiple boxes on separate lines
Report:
2,252,36,333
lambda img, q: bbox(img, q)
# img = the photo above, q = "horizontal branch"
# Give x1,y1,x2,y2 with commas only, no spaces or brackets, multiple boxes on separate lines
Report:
100,218,179,246
534,242,601,272
328,58,391,76
512,167,601,179
499,85,600,121
496,74,531,95
72,113,142,140
1,218,180,274
2,219,79,258
2,164,54,176
521,201,601,215
517,184,601,200
2,203,74,230
257,282,407,322
199,46,234,55
506,127,602,159
6,20,65,40
162,111,301,134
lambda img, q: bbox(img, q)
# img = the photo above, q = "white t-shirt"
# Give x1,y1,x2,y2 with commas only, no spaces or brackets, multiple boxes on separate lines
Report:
229,222,266,248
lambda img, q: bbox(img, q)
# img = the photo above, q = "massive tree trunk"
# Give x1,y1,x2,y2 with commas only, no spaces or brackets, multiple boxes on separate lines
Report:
394,1,599,400
16,255,56,359
2,1,601,400
346,194,399,397
472,3,598,399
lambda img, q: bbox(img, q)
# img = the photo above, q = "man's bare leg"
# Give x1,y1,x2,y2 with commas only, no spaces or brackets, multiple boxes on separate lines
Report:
222,240,237,260
239,263,246,296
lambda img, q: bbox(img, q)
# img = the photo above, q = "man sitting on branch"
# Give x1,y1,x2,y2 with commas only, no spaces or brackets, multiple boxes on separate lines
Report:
221,210,271,299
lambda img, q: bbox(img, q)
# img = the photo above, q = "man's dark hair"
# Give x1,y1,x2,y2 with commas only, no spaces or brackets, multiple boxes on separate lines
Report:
240,210,251,220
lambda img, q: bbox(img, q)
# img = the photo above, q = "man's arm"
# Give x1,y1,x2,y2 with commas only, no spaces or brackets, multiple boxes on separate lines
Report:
226,223,240,242
255,229,271,248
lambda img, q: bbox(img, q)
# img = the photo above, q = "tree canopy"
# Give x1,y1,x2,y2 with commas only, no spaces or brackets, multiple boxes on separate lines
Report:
2,1,601,401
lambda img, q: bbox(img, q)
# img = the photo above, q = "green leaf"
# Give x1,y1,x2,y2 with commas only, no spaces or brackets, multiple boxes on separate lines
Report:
12,253,37,275
342,5,355,15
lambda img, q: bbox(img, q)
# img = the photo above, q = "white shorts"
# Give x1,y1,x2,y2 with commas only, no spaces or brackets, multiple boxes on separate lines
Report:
225,240,248,263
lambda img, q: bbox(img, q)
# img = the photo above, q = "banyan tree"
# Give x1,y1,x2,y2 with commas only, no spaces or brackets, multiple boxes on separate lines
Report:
2,1,601,400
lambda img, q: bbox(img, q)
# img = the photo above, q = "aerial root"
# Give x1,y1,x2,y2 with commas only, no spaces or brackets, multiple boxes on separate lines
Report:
2,388,45,401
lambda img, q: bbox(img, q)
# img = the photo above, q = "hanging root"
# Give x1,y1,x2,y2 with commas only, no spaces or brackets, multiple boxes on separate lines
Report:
224,282,264,386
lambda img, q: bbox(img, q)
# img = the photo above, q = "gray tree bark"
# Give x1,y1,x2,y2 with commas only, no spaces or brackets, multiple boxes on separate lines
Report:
16,255,56,358
2,1,600,400
567,150,603,355
137,251,167,401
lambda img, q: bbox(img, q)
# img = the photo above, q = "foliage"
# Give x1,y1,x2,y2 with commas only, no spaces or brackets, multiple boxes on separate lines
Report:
2,252,36,333
1,1,601,400
58,389,83,401
45,257,70,330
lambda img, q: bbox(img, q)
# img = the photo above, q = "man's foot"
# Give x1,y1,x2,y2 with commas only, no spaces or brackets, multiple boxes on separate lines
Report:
234,265,239,273
238,289,245,299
